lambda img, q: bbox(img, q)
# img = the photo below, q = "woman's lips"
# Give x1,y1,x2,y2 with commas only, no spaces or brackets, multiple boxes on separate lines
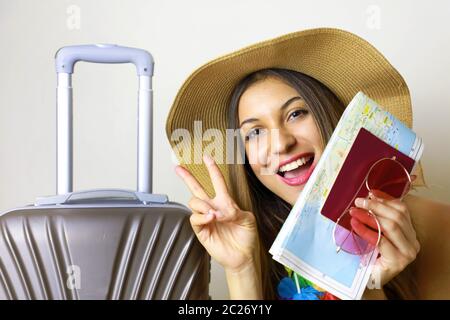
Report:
277,160,316,186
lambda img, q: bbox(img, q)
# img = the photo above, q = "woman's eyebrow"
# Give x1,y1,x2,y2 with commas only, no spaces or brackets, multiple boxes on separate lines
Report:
239,96,303,128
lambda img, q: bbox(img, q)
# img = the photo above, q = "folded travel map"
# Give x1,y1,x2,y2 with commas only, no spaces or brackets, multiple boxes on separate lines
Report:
269,92,424,300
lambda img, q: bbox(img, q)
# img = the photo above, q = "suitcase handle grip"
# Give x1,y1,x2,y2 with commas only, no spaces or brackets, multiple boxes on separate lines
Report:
55,44,154,76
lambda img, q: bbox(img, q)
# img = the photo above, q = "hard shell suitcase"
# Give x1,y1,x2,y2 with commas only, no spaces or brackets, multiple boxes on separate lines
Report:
0,45,210,300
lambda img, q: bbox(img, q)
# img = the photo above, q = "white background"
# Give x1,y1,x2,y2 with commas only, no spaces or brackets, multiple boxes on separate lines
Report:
1,0,449,299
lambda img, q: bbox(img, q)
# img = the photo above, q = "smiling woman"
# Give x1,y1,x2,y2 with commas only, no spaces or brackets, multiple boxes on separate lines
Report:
165,28,450,300
227,69,345,298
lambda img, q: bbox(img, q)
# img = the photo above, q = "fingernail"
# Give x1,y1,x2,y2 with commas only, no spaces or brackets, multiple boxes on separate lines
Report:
203,154,214,166
207,209,215,218
174,166,184,178
355,198,367,209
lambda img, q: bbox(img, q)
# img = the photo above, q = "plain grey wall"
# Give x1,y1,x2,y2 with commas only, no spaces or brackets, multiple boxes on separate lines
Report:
1,0,449,299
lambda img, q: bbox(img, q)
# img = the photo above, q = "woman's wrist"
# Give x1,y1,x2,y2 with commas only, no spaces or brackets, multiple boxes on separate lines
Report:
225,260,263,300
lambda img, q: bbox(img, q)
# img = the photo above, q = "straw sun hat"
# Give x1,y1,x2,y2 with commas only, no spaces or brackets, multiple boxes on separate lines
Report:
165,27,426,198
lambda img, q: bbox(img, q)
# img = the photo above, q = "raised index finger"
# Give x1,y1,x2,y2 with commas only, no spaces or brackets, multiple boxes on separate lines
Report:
203,155,229,198
175,165,210,201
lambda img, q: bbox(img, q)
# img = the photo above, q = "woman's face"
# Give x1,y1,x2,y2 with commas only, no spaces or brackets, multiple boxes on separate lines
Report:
238,77,324,205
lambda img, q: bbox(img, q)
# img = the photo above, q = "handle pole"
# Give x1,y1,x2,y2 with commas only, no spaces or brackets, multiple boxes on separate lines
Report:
56,73,73,194
137,75,152,194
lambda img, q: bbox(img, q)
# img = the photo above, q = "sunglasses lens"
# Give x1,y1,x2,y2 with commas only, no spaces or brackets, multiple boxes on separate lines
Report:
334,208,379,255
366,159,410,199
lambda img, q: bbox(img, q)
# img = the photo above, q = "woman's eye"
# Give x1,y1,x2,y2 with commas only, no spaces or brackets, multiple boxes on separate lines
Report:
245,128,265,141
288,109,308,121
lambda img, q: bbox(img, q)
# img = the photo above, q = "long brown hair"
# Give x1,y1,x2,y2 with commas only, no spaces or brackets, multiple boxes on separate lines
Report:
226,68,417,299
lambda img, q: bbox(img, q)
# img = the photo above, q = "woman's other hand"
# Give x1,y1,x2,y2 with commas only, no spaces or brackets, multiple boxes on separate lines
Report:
352,190,420,289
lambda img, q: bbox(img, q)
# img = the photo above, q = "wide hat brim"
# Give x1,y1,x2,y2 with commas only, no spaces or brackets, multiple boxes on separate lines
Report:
165,28,426,198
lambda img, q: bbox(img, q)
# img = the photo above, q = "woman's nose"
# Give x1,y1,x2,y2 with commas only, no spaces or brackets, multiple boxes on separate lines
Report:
271,128,296,155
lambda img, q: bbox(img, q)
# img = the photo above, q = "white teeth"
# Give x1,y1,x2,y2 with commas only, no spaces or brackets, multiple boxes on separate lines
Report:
278,156,312,173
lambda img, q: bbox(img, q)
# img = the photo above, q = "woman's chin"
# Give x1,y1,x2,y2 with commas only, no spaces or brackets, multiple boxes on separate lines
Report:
277,185,304,206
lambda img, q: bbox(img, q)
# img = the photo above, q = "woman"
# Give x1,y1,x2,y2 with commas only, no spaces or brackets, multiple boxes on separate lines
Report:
166,28,450,299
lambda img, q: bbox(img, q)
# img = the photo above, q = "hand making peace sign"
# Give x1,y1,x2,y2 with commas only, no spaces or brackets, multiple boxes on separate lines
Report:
175,155,260,273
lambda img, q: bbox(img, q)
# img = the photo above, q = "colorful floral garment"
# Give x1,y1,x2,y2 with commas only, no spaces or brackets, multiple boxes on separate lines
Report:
277,267,339,300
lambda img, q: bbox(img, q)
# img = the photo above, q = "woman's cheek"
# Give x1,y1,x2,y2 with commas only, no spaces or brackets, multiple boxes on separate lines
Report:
247,145,269,171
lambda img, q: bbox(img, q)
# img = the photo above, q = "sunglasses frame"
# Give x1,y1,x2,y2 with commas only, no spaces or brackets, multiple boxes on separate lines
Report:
332,156,412,256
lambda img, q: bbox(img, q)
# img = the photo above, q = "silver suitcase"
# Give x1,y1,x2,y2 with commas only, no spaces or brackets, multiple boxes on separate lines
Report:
0,45,210,300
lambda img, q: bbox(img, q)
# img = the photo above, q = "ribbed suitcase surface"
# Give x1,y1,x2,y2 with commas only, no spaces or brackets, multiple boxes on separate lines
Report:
0,205,209,300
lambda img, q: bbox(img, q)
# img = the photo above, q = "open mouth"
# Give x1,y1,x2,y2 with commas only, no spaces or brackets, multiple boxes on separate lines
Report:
276,153,316,186
277,154,314,177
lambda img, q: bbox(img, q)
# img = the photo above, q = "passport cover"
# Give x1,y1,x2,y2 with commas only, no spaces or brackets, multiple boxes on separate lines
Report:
320,127,415,222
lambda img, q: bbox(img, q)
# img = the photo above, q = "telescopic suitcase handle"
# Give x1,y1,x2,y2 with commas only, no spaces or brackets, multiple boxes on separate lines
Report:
54,44,154,195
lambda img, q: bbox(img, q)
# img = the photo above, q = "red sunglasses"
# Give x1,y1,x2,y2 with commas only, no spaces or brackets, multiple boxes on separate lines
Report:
332,156,412,256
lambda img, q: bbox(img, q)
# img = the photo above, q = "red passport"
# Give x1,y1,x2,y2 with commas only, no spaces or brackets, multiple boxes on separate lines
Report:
320,127,415,222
